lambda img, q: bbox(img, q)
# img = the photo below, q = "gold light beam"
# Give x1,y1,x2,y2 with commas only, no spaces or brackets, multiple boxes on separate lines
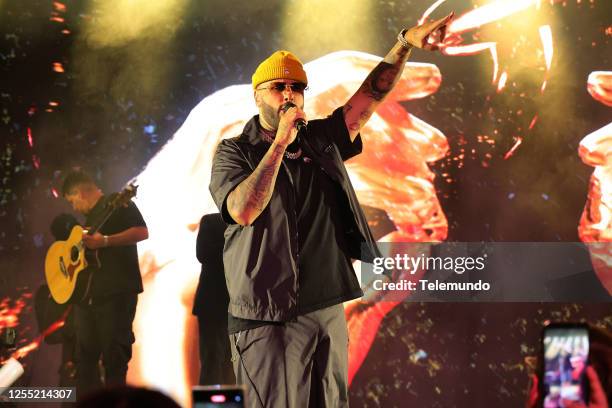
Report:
279,0,378,61
82,0,187,47
73,0,188,105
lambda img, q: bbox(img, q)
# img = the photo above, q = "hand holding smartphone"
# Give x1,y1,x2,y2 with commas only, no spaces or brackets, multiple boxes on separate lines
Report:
540,323,590,408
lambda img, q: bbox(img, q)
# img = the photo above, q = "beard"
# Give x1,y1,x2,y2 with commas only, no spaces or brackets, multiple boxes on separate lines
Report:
260,100,280,130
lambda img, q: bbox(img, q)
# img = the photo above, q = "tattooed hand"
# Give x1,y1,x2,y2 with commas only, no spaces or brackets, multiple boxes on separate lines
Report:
276,104,306,147
403,12,454,51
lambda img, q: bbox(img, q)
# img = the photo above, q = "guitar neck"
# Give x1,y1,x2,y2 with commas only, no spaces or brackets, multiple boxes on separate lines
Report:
86,198,116,235
85,185,137,236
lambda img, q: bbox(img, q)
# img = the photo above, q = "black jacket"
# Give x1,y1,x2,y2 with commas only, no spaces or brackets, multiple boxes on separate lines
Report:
209,107,381,321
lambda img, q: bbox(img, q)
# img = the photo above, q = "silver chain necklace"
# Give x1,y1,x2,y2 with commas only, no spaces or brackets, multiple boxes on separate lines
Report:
259,129,302,160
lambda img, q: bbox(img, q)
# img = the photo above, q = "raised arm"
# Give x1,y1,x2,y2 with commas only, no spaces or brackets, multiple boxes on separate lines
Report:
343,13,454,142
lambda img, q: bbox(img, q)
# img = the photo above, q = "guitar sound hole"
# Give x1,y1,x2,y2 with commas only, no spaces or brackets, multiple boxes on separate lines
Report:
70,246,79,262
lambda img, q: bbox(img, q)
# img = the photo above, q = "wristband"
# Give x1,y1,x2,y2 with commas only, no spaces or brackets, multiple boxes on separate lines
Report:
397,28,413,50
103,235,109,247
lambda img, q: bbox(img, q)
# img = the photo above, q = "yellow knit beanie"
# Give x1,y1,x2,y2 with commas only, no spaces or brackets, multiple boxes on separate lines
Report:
251,50,308,89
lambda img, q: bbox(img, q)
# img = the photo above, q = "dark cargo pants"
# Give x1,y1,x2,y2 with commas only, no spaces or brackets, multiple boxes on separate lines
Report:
230,304,349,408
74,293,137,396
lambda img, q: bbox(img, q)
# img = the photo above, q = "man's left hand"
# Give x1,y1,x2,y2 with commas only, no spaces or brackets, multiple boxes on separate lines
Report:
403,12,454,51
82,232,106,249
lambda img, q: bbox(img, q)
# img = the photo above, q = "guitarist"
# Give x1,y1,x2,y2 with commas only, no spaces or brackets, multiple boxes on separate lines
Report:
61,170,148,396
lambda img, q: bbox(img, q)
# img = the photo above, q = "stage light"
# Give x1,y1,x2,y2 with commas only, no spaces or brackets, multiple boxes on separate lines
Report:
279,0,378,60
81,0,188,47
72,0,188,109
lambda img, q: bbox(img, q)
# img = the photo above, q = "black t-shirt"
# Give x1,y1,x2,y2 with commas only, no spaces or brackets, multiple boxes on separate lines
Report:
85,195,147,298
228,137,356,334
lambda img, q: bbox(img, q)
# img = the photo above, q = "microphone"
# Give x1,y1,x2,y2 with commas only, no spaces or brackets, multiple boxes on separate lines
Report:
279,102,306,132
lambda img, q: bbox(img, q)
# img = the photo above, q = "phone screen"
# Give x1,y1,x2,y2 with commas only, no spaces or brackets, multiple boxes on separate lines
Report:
193,386,245,408
542,325,589,407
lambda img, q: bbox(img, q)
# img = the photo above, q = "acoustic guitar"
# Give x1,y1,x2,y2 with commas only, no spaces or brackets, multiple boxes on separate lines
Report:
44,184,138,304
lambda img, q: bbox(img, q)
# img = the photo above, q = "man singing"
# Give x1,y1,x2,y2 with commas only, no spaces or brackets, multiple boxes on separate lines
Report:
210,14,452,407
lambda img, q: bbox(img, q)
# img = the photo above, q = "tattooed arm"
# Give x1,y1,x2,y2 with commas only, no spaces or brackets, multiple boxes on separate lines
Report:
343,13,454,142
342,44,411,142
226,106,304,226
226,142,286,226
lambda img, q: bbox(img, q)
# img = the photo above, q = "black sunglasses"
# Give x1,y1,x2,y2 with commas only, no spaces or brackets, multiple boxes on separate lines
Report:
258,82,308,93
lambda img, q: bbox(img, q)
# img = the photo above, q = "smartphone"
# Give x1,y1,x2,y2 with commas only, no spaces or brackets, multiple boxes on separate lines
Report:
192,385,245,408
540,323,590,408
